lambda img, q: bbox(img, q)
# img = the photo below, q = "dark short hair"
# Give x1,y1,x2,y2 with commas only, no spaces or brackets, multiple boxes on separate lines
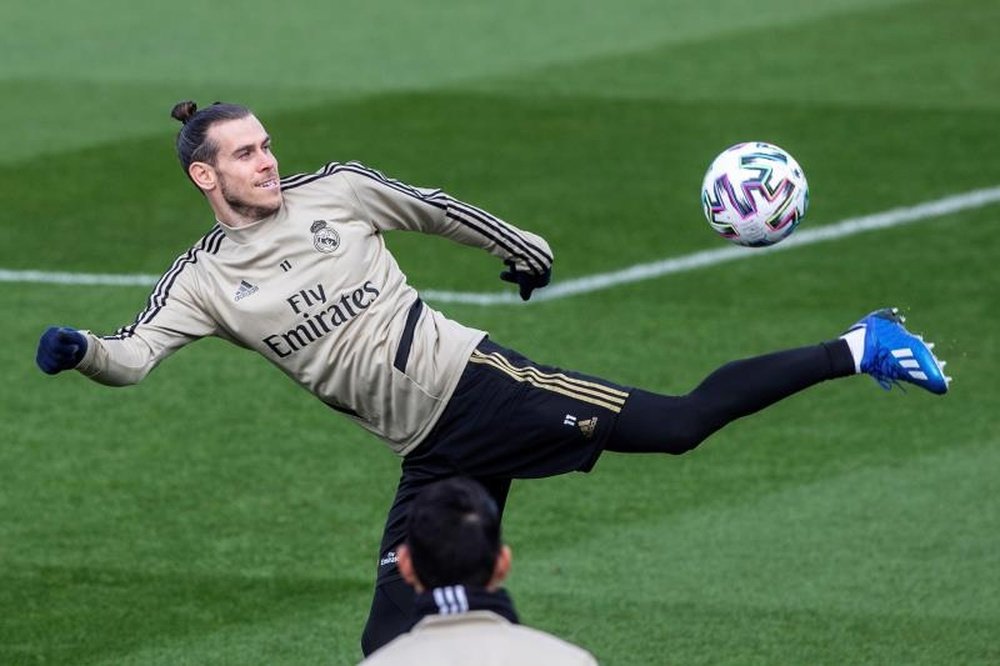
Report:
170,100,252,174
406,478,502,589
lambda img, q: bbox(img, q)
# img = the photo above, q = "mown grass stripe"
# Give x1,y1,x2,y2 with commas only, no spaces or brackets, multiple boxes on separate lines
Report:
3,185,998,302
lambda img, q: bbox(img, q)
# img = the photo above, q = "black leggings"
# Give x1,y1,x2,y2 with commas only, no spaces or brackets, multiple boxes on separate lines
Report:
608,340,855,454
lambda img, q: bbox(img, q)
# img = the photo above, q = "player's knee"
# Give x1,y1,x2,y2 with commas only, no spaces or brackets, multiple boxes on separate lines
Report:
661,421,707,454
661,396,721,453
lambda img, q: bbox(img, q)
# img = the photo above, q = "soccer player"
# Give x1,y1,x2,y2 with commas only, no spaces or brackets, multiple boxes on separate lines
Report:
358,477,598,665
35,101,951,655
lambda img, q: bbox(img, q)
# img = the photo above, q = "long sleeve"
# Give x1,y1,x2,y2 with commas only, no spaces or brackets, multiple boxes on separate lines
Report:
337,162,553,277
74,230,221,386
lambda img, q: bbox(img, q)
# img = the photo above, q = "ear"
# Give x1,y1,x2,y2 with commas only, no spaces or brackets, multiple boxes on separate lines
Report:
396,544,424,592
488,545,512,590
188,161,217,192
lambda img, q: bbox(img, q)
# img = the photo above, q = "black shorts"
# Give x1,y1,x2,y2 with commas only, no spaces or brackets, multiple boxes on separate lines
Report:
375,337,632,582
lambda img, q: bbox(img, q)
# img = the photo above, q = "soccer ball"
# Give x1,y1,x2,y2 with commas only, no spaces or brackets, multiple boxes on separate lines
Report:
700,141,809,247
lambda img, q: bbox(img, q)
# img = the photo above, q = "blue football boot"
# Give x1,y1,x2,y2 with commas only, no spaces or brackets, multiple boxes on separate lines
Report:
848,307,950,394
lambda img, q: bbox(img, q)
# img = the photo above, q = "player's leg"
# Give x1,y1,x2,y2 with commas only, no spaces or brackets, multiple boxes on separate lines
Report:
360,577,414,657
360,470,429,656
607,341,852,454
360,468,511,655
607,308,950,454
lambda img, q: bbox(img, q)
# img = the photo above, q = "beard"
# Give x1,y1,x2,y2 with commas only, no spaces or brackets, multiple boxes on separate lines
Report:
219,175,281,222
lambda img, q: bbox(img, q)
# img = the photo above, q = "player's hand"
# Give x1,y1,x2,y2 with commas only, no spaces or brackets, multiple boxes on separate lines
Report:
499,260,551,301
36,327,88,375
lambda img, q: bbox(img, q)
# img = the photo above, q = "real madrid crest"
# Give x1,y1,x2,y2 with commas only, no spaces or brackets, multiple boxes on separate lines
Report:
310,220,340,254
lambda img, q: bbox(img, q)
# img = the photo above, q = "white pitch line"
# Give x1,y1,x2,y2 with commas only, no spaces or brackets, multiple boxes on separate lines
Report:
3,185,999,303
428,184,1000,304
0,268,159,287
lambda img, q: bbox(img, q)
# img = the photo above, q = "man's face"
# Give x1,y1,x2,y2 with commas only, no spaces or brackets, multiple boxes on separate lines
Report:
200,115,282,223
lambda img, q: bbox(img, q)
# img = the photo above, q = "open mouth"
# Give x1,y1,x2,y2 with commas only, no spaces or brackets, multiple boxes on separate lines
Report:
256,178,279,189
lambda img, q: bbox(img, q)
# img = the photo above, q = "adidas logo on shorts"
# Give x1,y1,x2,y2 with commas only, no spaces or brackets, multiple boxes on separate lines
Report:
564,414,598,439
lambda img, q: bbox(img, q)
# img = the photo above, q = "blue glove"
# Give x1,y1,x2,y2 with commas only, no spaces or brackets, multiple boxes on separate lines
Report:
499,260,551,301
36,327,88,375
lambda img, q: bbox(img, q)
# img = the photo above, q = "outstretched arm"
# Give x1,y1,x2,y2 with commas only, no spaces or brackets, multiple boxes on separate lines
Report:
35,323,182,386
35,240,219,386
338,162,553,300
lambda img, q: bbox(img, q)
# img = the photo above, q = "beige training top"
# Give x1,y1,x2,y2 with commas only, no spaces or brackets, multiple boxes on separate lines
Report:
74,161,553,456
358,611,598,666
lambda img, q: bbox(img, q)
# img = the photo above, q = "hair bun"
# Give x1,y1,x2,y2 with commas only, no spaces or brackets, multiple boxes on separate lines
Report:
170,100,198,125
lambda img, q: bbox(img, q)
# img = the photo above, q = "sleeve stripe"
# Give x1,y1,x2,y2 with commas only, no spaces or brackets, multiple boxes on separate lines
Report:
440,195,552,272
338,162,439,200
103,226,224,340
333,162,553,274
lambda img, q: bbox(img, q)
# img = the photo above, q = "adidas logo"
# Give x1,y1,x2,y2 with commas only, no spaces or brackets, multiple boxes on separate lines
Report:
563,414,598,439
577,417,598,439
234,279,259,302
891,348,928,381
432,585,470,615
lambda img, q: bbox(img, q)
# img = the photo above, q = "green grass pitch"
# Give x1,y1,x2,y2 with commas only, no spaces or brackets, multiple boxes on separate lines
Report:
2,1,999,664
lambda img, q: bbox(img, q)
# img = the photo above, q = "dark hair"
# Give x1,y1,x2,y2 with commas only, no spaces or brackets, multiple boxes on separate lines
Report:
170,100,252,173
406,478,502,589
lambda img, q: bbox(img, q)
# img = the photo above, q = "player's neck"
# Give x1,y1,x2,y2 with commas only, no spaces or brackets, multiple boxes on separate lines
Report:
210,199,281,229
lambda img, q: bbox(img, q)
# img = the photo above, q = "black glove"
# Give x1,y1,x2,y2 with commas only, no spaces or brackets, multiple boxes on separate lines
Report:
499,260,551,301
36,327,88,375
